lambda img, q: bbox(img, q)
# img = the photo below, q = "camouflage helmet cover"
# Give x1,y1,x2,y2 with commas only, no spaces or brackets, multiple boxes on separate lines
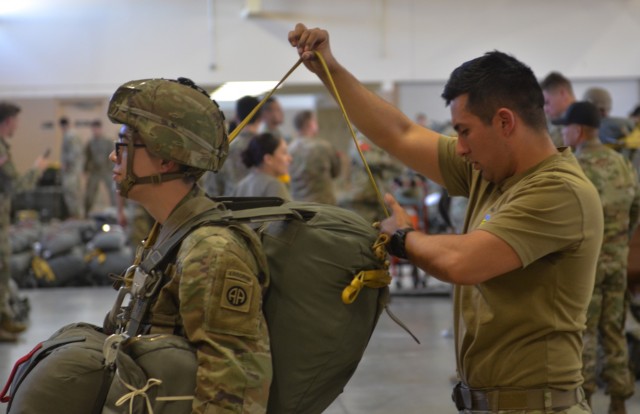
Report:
107,78,228,172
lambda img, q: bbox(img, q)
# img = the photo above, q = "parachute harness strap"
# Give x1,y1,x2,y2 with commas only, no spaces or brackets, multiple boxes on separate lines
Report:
123,221,161,289
114,374,193,414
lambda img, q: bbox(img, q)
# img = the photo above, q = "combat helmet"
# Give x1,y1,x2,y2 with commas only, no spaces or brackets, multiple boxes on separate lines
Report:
108,77,228,196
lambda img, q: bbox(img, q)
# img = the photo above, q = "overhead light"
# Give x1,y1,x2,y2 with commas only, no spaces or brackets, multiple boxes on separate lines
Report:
209,81,278,102
0,0,36,17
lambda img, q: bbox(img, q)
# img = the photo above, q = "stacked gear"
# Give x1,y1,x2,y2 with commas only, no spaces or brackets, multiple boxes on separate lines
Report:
107,77,229,197
8,220,41,289
31,219,98,287
84,226,134,286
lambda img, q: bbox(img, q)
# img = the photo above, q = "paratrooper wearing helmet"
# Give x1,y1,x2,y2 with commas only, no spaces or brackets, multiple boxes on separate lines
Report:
107,77,272,413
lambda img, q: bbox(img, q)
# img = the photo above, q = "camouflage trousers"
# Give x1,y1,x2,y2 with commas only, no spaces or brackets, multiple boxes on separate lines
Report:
62,173,83,218
582,266,635,399
84,171,115,214
0,198,11,312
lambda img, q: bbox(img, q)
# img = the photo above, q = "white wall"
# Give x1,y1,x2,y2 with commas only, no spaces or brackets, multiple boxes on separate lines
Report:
1,0,639,97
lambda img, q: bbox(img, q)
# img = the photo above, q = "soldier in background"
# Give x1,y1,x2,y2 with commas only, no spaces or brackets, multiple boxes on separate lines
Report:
289,110,341,204
201,95,263,197
554,101,640,414
260,96,287,142
339,134,402,223
540,71,576,148
415,112,429,128
107,77,271,412
0,102,47,341
84,119,115,216
59,117,84,218
583,87,635,152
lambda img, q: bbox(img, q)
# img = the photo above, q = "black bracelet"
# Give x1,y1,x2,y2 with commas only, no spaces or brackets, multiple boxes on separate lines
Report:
387,227,415,259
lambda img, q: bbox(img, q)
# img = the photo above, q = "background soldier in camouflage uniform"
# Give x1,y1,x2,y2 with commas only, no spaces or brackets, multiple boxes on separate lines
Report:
201,95,263,197
84,119,115,216
59,117,84,218
554,101,640,414
0,103,46,341
107,78,271,413
338,134,402,223
289,110,341,205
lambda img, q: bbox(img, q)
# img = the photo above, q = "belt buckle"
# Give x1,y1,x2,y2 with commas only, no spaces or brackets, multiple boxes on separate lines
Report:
451,383,466,411
452,383,474,411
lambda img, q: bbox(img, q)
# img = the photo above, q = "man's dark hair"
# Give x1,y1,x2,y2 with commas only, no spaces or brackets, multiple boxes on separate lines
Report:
0,102,21,124
442,51,547,131
540,71,573,94
265,96,277,107
59,117,70,127
236,96,262,125
294,110,313,132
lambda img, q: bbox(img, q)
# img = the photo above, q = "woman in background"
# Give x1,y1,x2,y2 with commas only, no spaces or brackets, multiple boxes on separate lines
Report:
233,132,292,200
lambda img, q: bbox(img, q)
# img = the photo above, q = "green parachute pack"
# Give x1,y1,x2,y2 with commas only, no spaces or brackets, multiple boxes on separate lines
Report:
1,196,409,414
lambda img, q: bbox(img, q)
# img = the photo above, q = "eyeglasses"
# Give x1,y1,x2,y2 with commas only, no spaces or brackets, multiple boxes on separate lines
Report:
114,141,147,160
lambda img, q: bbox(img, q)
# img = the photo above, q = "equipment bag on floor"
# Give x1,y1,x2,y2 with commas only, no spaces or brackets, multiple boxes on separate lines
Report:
1,322,197,414
85,229,134,285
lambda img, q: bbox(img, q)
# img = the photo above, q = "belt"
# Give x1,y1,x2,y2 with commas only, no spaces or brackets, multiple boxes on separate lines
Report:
451,382,584,411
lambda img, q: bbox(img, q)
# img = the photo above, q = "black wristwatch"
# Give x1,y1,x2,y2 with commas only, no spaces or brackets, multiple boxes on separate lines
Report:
387,227,415,259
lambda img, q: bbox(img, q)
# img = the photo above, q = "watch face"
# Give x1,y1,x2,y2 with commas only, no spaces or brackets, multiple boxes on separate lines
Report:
389,228,412,259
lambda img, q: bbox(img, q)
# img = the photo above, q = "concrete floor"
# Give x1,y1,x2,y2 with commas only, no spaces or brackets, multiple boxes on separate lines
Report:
0,283,639,414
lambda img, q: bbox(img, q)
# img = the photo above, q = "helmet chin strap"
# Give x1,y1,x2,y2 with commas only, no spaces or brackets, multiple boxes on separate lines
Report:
117,140,187,198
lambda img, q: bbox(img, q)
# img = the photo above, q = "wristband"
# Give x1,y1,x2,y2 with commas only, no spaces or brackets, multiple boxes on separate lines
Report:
387,227,415,259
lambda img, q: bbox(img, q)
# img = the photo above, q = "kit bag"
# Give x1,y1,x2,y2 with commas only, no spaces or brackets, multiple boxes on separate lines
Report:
2,323,197,414
216,198,390,414
3,323,107,414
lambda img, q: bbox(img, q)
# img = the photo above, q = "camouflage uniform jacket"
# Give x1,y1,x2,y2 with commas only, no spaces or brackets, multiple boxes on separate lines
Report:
84,135,113,174
575,137,640,272
288,136,341,205
144,186,272,414
0,137,39,197
61,131,84,175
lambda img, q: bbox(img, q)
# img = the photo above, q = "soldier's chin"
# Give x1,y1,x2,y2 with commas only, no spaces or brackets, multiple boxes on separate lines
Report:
115,183,129,199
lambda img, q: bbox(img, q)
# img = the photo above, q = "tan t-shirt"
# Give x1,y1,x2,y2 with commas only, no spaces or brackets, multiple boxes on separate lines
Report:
438,136,603,390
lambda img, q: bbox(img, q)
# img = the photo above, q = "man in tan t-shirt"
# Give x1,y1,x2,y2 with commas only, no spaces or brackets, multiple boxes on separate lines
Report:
289,24,602,413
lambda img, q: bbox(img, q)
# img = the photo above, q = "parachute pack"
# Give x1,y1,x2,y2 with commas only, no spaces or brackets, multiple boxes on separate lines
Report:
1,196,410,414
